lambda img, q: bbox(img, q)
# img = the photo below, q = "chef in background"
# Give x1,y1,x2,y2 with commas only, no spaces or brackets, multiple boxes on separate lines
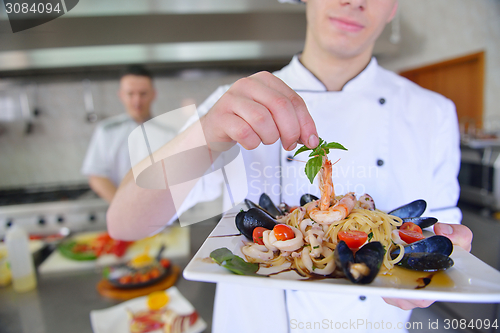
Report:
81,65,156,203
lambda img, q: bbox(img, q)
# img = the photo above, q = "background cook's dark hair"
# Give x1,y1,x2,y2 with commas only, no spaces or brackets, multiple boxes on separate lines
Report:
121,65,153,80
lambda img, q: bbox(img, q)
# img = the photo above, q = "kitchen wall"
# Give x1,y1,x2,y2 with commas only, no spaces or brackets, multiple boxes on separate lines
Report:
378,0,500,132
0,71,250,189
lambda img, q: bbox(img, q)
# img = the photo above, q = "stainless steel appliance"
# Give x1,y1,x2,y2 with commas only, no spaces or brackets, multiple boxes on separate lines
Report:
458,143,500,210
0,184,108,238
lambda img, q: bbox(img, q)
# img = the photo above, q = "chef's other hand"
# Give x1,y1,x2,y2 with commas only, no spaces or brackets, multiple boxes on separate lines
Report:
434,223,473,252
382,298,434,311
383,223,474,310
201,71,319,152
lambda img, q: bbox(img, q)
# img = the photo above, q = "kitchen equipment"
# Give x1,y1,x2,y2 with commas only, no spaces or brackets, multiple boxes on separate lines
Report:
0,184,108,239
83,79,98,123
459,144,500,210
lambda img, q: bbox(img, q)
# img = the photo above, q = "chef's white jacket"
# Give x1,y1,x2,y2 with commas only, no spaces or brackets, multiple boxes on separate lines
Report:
81,114,139,186
187,55,462,333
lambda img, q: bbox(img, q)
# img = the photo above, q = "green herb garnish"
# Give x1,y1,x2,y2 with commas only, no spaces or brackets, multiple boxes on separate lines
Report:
313,245,320,249
293,138,347,183
367,232,374,242
210,247,259,275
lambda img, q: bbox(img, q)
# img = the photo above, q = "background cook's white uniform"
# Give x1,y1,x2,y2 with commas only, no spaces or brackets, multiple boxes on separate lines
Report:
188,56,461,333
81,114,138,186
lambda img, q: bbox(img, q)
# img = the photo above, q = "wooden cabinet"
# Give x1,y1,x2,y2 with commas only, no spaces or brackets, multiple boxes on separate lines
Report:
400,52,485,130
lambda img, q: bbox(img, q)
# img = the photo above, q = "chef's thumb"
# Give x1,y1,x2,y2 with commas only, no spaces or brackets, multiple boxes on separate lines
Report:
433,223,473,252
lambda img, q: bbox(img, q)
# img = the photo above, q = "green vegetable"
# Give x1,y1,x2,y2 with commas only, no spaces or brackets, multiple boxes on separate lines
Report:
367,232,374,242
57,241,97,261
210,248,259,275
293,138,347,183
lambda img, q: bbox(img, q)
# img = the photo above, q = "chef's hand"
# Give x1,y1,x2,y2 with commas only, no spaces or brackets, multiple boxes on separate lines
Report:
434,223,473,252
383,223,474,310
200,71,319,151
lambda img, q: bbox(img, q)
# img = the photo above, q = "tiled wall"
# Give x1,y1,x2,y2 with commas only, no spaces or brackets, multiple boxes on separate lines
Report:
0,71,250,189
378,0,500,132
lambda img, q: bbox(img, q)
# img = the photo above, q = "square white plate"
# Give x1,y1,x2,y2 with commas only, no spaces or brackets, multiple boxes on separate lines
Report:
90,286,207,333
184,208,500,303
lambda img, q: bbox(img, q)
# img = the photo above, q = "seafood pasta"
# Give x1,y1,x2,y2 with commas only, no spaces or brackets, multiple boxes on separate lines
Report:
239,156,408,282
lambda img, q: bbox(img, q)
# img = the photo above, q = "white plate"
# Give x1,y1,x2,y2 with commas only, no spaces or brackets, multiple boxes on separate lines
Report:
90,286,207,333
184,207,500,303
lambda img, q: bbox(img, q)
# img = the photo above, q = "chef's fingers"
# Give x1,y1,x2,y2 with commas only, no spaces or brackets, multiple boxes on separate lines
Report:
250,71,319,149
229,95,281,146
233,73,301,151
433,223,473,252
219,112,262,151
383,297,435,311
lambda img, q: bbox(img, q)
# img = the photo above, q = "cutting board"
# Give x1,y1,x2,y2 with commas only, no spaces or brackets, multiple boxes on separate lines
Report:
39,226,190,275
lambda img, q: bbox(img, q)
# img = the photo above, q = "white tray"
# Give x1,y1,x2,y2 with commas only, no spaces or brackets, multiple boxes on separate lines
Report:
184,208,500,302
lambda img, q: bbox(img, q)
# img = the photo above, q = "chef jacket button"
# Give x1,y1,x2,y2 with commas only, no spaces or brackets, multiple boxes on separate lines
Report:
359,295,366,301
379,98,386,105
286,155,294,163
377,159,384,166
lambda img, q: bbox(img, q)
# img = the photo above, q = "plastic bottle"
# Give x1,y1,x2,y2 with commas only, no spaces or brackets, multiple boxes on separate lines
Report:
5,225,37,292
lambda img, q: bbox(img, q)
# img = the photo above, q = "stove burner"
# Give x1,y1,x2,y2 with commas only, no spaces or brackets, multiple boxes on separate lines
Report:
0,185,93,206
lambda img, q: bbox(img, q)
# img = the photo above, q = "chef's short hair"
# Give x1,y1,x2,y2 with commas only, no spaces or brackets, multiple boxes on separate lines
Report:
121,65,153,80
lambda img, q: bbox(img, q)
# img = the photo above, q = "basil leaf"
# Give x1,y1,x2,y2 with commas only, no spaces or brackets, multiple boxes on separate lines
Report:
367,232,374,242
210,248,235,265
210,247,259,276
222,255,259,275
323,142,348,151
305,155,322,184
293,145,312,157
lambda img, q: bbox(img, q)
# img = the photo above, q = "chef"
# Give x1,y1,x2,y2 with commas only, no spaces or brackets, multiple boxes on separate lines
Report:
82,65,158,203
108,0,473,332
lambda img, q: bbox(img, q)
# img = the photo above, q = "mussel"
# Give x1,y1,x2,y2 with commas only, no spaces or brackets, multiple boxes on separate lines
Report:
400,217,438,229
334,241,385,284
244,199,275,219
391,235,453,257
391,235,454,272
397,253,454,272
299,193,319,207
388,199,426,219
259,193,283,218
235,208,278,240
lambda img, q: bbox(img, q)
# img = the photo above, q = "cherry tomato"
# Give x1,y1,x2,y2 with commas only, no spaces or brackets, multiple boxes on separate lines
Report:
399,229,425,244
160,258,171,269
119,275,132,284
273,224,295,241
252,227,268,245
150,268,161,279
338,230,368,249
400,222,423,234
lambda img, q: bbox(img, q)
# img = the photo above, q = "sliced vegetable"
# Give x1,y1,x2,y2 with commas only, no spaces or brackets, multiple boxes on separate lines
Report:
273,224,295,241
399,229,425,244
252,227,268,245
338,230,368,249
210,247,259,275
58,241,97,261
400,222,423,234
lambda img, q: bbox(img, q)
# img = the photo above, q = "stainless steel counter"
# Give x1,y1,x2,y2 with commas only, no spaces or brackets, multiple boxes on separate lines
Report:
0,219,218,333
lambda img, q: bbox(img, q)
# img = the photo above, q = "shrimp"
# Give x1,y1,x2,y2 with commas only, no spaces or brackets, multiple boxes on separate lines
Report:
318,156,334,211
309,192,357,225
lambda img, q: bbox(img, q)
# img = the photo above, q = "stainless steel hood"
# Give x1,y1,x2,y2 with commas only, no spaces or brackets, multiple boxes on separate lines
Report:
0,0,398,74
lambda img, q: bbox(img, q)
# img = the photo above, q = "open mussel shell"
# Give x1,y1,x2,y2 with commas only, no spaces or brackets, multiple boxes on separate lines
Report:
259,193,283,218
334,241,385,284
397,253,454,272
401,217,438,229
235,208,278,240
244,199,275,219
300,193,319,207
388,199,426,218
391,235,453,257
